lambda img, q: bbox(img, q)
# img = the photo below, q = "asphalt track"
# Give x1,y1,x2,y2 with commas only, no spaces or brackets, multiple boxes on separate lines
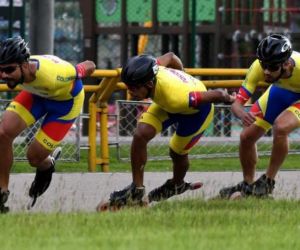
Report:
6,171,300,213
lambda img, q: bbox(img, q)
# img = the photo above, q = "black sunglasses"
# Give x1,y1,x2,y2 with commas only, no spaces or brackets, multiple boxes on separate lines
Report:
0,65,18,74
260,62,281,72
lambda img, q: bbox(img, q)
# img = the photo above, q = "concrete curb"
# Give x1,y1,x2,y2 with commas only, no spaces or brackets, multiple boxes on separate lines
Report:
6,171,300,213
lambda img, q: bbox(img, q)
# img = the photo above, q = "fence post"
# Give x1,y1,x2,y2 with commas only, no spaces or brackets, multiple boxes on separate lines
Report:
88,101,97,172
99,104,109,172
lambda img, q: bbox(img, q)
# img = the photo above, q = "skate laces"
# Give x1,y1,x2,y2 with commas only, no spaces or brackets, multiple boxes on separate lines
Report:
148,179,188,201
252,174,275,196
28,147,62,208
110,183,145,206
219,181,252,198
30,147,61,198
0,189,9,204
0,189,10,213
29,166,55,198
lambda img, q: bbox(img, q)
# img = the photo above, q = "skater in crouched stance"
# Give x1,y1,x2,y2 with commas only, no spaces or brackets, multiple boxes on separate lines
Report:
220,34,300,199
0,36,95,212
103,52,236,209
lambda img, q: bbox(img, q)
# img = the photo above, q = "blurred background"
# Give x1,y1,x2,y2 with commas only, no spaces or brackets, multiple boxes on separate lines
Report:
1,0,300,69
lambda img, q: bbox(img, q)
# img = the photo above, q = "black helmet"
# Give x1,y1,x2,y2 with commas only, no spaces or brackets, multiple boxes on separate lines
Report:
0,36,30,65
256,34,292,64
121,55,159,86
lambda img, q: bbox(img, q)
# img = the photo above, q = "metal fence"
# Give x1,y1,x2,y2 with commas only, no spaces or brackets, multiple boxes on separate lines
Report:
114,100,300,162
0,99,81,162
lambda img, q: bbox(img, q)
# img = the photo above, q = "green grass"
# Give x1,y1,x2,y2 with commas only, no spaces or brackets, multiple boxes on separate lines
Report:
5,148,300,250
10,147,300,173
118,143,277,157
1,199,300,250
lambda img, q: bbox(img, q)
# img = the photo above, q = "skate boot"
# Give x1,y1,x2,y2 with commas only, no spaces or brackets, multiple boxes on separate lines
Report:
219,181,253,199
0,189,10,214
97,183,145,211
28,147,62,208
252,174,275,197
148,179,193,202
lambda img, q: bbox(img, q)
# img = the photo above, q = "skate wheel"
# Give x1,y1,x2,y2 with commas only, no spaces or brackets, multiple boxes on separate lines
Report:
189,182,203,190
96,201,110,212
229,191,243,200
96,200,148,212
141,200,149,207
96,201,122,212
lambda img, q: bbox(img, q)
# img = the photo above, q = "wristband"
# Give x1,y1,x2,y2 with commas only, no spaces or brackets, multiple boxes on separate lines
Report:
189,91,202,108
76,63,87,78
237,87,250,105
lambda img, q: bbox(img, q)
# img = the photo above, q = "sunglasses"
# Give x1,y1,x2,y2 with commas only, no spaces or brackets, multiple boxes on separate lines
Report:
259,62,281,72
0,65,18,74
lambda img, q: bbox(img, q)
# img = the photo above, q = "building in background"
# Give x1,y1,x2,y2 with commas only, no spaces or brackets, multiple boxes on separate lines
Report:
1,0,299,70
88,0,300,69
0,0,25,40
54,0,83,64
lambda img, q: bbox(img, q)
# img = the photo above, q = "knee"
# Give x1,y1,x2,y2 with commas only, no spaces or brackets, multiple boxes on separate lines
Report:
240,130,249,143
0,126,13,143
133,131,148,145
273,122,289,137
240,130,255,145
133,126,156,144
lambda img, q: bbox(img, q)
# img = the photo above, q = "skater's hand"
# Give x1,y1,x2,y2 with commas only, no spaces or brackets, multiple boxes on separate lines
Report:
241,111,260,127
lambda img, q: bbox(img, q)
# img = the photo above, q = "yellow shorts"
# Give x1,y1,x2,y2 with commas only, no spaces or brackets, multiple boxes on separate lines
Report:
139,102,214,155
